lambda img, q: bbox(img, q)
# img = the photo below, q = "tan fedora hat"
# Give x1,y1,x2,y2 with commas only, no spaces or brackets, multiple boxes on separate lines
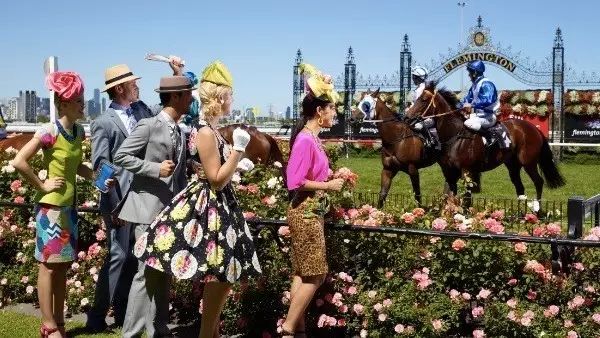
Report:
102,64,141,92
154,76,197,93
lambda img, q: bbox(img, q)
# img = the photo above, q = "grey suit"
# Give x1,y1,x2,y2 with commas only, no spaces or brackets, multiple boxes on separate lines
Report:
114,112,187,338
87,102,153,329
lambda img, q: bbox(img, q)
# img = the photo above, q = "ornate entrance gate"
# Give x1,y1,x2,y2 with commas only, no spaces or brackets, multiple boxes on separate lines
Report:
292,16,600,144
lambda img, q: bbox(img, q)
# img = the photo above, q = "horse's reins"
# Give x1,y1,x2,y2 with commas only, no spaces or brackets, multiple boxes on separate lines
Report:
420,90,464,119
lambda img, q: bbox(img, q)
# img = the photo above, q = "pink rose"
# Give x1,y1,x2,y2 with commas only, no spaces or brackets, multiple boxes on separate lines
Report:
346,286,357,295
378,313,387,322
432,218,447,231
337,318,346,327
45,71,84,101
543,305,560,318
506,298,517,308
473,329,486,338
526,290,537,300
247,184,259,194
10,180,22,192
491,210,505,220
95,229,106,241
395,324,405,333
452,239,466,251
545,223,561,237
353,304,364,315
401,212,415,224
567,295,585,310
13,196,25,204
514,242,527,253
277,226,290,237
592,313,600,324
564,320,574,328
449,289,460,300
525,213,539,224
573,262,585,271
431,319,443,331
242,211,256,220
412,207,425,217
567,331,578,338
374,303,383,312
520,317,532,327
477,289,491,299
462,293,471,300
383,299,393,307
472,306,484,318
508,278,517,286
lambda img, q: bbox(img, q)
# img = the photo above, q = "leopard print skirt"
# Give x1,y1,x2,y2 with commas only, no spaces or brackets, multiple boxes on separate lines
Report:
287,197,328,277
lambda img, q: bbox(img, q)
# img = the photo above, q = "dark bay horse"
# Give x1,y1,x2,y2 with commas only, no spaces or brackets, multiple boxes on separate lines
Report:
350,89,438,207
405,82,565,210
218,124,285,165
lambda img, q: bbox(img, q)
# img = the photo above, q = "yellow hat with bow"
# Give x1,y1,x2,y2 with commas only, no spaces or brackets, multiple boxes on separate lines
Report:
201,60,233,87
299,63,339,103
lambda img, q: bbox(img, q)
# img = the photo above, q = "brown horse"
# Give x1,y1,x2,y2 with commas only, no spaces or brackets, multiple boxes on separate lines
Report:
0,133,33,151
405,82,565,209
350,89,438,207
218,124,285,165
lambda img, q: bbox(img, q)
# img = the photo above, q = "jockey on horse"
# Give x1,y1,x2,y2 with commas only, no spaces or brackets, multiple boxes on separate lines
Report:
461,60,509,149
409,66,441,151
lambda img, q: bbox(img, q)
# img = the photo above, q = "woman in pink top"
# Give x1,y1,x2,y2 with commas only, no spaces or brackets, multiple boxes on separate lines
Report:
281,64,344,338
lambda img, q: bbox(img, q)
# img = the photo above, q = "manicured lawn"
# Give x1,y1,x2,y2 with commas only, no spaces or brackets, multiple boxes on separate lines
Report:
0,310,122,338
337,157,600,202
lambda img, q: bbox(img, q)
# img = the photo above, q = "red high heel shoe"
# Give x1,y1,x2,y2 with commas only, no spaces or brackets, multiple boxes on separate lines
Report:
40,324,59,338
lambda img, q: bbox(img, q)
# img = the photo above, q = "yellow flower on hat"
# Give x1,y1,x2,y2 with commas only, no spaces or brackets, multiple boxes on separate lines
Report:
299,63,340,103
201,61,233,87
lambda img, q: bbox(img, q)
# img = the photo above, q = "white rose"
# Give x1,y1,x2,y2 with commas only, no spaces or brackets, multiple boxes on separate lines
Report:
38,170,48,181
80,297,89,306
267,177,278,189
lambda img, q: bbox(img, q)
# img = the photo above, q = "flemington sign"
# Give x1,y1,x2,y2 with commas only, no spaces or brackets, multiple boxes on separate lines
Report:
443,53,517,74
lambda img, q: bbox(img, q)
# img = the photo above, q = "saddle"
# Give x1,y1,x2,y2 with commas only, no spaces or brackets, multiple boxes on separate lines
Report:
477,123,511,149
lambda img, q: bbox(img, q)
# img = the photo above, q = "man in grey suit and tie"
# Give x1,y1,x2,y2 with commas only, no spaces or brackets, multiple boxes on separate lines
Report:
115,75,193,338
87,61,185,332
87,64,154,331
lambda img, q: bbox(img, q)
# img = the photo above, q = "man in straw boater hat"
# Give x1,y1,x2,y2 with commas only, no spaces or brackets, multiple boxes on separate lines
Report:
114,75,194,338
87,59,184,332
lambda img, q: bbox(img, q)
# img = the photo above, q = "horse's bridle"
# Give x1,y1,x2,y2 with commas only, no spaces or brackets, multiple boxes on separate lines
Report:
419,89,464,119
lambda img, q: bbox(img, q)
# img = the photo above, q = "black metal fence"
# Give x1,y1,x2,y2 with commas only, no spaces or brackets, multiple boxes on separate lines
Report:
567,194,600,238
1,193,597,276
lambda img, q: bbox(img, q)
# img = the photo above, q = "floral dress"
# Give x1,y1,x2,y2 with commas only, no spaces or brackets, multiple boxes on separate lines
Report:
133,121,262,282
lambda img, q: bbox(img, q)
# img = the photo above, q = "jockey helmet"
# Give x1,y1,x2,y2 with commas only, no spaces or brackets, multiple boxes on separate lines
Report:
411,66,428,80
466,60,485,75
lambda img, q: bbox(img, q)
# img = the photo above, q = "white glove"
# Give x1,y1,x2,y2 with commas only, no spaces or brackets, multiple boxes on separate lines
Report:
237,158,255,172
232,127,251,152
414,122,424,130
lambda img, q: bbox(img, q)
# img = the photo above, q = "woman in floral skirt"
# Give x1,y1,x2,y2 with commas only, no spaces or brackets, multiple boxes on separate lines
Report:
280,64,344,337
13,71,112,338
133,61,261,338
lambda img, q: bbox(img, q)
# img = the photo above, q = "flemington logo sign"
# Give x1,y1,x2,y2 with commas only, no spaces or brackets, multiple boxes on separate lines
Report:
443,53,517,73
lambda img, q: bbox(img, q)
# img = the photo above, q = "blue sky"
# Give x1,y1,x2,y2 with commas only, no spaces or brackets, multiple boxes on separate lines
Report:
1,0,599,115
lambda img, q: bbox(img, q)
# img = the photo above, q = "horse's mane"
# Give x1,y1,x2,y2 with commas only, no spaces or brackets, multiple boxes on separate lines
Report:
425,81,461,109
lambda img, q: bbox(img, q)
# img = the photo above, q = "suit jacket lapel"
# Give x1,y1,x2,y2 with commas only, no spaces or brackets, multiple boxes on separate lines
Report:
106,108,129,136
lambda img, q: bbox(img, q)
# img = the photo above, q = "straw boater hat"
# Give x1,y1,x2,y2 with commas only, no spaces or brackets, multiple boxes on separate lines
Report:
102,64,141,92
154,76,197,93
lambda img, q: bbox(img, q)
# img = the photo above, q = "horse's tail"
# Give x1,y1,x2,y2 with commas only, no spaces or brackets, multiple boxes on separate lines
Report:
538,136,565,189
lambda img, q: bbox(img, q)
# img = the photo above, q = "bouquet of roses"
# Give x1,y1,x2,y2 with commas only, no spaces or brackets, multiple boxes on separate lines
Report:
330,167,358,190
328,167,359,209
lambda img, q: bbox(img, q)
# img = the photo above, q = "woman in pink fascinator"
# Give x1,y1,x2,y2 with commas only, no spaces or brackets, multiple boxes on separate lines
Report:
12,71,113,337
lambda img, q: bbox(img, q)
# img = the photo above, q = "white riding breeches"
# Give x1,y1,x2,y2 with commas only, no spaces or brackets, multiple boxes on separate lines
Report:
464,113,496,131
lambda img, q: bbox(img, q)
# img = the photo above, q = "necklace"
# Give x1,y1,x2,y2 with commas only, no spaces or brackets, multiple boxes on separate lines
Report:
303,126,324,151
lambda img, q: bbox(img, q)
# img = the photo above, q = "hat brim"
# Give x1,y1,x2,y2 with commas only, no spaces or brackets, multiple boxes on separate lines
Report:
154,86,198,93
102,75,141,92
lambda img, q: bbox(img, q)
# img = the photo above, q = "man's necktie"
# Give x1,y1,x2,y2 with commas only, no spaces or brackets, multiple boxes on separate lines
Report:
125,108,137,134
170,124,181,163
